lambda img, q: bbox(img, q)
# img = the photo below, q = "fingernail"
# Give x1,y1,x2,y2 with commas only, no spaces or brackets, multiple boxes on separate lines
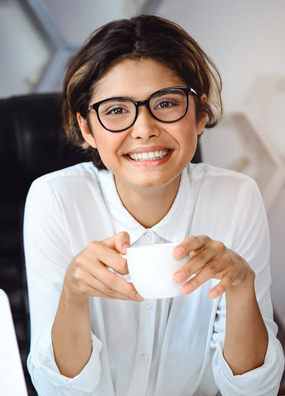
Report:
174,271,186,283
182,283,193,294
136,293,144,302
175,246,185,256
209,289,219,298
122,244,130,254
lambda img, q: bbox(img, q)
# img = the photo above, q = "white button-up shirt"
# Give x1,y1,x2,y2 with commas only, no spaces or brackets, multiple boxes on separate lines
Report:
24,162,284,396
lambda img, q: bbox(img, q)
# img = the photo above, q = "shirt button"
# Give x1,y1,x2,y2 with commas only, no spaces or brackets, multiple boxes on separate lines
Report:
144,231,154,244
144,231,152,240
140,354,149,362
145,301,153,310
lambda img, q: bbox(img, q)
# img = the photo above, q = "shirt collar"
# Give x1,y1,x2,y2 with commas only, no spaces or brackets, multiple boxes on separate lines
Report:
98,166,192,245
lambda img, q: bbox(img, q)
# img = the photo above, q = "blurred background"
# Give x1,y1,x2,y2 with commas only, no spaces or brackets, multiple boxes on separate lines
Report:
0,0,284,394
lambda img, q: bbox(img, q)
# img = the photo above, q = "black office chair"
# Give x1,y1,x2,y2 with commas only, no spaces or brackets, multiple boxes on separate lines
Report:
0,92,202,395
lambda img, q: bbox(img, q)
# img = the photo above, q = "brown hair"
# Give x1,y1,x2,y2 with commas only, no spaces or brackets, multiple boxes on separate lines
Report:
62,14,223,170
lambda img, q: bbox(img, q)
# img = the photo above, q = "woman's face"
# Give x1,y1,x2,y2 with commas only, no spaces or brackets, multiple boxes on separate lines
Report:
78,58,206,197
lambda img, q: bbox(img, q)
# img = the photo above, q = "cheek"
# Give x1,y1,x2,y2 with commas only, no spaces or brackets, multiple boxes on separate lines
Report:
172,120,198,142
94,130,125,158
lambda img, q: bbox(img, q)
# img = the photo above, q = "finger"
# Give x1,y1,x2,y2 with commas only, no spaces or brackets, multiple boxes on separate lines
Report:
180,259,224,295
92,264,136,297
76,277,141,301
75,260,142,301
173,235,209,258
208,273,235,299
174,245,215,284
87,240,129,275
90,270,142,301
104,231,131,255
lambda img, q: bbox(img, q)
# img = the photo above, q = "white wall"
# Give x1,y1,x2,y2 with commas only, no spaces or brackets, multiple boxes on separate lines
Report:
0,0,51,96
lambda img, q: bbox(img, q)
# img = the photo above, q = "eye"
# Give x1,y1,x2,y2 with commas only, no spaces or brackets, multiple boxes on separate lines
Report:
105,106,128,115
151,90,185,112
156,100,176,109
100,105,130,118
99,99,134,118
153,97,181,112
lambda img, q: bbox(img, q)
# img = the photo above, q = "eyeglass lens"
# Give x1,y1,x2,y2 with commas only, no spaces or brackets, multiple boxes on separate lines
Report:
98,88,187,132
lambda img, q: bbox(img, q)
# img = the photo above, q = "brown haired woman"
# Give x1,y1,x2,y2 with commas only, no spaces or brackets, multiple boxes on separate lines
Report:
24,14,284,396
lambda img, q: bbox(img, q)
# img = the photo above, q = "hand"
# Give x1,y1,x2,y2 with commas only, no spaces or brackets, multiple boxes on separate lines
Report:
173,235,254,298
64,231,143,302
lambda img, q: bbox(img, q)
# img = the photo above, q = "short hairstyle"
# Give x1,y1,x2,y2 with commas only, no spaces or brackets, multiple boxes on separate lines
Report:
62,14,223,170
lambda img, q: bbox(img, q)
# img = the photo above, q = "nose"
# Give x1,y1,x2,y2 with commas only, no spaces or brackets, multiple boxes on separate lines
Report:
130,105,160,140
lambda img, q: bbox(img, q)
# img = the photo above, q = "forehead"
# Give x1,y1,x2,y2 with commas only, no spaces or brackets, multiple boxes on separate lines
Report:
92,58,185,101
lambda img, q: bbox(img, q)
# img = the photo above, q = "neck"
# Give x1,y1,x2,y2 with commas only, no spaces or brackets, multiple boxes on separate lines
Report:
114,176,181,228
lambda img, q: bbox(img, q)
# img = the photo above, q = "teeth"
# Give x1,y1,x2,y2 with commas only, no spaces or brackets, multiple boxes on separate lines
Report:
129,150,169,161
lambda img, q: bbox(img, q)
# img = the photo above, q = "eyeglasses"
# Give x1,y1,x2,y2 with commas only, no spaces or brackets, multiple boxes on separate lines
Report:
87,86,197,132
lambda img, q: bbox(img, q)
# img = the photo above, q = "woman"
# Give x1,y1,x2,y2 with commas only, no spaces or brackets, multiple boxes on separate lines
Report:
24,14,284,395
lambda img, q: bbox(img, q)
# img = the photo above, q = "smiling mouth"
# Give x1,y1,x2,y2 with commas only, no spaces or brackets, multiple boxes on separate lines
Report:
127,150,170,161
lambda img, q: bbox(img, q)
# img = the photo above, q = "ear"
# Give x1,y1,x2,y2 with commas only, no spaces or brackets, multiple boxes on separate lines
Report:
197,93,207,136
77,113,97,148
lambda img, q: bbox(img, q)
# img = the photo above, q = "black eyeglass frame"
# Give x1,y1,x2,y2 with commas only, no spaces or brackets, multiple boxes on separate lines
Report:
87,86,198,132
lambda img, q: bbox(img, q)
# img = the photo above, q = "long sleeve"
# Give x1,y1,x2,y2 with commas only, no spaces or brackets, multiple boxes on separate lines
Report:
24,177,102,395
210,177,284,395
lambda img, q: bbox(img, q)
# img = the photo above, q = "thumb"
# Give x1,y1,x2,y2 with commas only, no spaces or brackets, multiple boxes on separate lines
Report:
103,231,130,255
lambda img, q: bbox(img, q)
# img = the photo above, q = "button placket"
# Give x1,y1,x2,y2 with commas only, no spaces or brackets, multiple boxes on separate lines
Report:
127,300,157,396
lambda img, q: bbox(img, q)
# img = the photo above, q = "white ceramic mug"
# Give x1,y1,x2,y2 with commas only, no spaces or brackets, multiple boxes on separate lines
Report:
126,242,188,299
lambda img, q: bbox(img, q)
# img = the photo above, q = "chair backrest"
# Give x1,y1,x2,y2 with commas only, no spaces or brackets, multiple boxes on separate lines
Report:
0,93,90,395
0,93,90,203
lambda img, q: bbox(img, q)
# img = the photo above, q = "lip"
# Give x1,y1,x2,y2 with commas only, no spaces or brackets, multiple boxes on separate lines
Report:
123,146,173,167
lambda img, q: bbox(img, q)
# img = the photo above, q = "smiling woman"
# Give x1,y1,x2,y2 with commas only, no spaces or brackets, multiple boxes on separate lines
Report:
24,14,284,396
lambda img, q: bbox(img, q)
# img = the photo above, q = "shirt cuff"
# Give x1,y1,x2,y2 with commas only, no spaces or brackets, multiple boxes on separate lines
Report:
29,325,102,392
212,327,284,396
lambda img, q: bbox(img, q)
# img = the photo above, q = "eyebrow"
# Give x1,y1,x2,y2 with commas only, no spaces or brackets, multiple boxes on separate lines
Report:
153,89,185,98
99,88,186,103
91,86,190,106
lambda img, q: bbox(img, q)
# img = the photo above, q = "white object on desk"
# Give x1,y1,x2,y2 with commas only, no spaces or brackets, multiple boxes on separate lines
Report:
0,289,28,396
